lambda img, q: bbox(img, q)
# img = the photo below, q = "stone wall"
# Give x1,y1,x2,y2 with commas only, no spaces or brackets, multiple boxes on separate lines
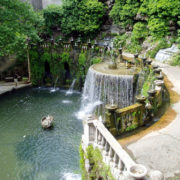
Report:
103,62,165,136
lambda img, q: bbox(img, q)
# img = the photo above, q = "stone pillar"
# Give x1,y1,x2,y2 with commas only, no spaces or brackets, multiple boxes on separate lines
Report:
83,115,96,147
105,104,118,136
109,147,114,162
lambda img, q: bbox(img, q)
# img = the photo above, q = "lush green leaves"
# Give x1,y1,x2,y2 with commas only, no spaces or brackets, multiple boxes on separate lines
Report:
110,0,179,39
0,0,43,56
43,0,105,37
131,22,148,42
110,0,140,28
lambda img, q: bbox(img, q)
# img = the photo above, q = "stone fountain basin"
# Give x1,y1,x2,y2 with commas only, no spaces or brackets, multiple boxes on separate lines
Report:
91,62,139,76
128,164,147,179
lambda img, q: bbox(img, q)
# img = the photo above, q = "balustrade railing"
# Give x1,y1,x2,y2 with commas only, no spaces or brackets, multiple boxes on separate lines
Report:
82,115,150,180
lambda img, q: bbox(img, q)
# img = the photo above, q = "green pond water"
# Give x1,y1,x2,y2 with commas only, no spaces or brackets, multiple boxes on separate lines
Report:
0,87,82,180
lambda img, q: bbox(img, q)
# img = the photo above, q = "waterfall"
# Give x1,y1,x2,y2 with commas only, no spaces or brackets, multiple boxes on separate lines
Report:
155,44,179,62
66,79,76,95
80,67,134,115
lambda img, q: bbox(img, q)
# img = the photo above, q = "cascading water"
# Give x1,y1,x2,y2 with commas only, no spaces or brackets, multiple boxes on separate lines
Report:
66,79,77,95
79,65,135,117
155,44,179,62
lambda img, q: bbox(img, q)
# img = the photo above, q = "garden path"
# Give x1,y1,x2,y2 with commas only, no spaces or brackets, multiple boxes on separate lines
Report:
125,62,180,179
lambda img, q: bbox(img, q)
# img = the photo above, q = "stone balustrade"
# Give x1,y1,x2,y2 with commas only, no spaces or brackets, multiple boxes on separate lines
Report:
82,115,149,180
82,115,164,180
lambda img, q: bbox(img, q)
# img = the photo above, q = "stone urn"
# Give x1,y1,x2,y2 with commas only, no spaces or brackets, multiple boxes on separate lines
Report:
128,164,147,179
148,89,157,97
134,53,139,59
154,68,162,74
136,95,146,104
155,80,164,87
105,104,118,112
152,64,159,69
146,59,152,65
142,57,147,66
157,75,164,80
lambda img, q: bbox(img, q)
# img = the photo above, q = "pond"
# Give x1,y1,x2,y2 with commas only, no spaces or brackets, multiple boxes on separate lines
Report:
0,88,82,180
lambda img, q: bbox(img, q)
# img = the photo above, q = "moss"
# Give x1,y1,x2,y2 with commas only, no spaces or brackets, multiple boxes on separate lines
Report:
141,68,156,97
80,144,116,180
170,53,180,66
79,144,86,180
126,124,138,132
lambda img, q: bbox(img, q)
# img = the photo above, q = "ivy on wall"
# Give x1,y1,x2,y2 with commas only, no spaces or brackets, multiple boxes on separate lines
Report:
79,144,115,180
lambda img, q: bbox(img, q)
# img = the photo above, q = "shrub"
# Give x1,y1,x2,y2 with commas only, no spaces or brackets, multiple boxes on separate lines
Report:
131,22,148,43
148,18,169,39
91,57,102,64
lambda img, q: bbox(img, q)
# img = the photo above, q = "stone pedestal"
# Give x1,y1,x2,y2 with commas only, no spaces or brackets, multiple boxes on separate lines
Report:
105,104,118,135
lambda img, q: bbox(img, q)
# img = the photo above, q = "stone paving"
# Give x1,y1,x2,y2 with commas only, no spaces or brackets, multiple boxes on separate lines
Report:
0,81,32,95
126,62,180,179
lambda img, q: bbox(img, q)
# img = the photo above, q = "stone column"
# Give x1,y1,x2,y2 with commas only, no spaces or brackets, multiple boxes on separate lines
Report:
105,104,118,136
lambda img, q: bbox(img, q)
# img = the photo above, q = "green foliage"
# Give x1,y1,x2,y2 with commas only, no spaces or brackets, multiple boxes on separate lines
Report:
43,5,63,35
30,49,44,85
141,68,156,97
139,0,179,38
147,39,171,58
43,0,105,37
61,52,70,63
170,53,180,66
80,145,115,180
78,52,87,66
110,0,140,28
131,22,148,43
30,49,65,85
126,124,138,132
148,18,169,38
113,34,128,48
110,0,179,41
177,18,180,49
91,57,102,64
125,42,142,54
79,145,86,180
0,0,43,57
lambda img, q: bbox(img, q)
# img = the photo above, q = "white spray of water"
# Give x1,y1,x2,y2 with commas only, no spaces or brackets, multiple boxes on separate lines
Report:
62,173,81,180
76,100,102,120
62,100,72,104
66,79,77,95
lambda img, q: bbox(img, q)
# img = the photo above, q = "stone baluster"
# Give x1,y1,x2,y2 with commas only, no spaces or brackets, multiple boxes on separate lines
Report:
114,154,119,168
97,132,102,145
104,142,110,156
101,136,106,150
118,159,124,173
109,147,114,162
95,128,98,145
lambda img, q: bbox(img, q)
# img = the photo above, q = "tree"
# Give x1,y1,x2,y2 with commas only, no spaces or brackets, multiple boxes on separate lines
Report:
43,0,105,38
0,0,44,57
110,0,140,29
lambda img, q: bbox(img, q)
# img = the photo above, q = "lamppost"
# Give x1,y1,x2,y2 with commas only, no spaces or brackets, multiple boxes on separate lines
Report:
26,37,31,83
